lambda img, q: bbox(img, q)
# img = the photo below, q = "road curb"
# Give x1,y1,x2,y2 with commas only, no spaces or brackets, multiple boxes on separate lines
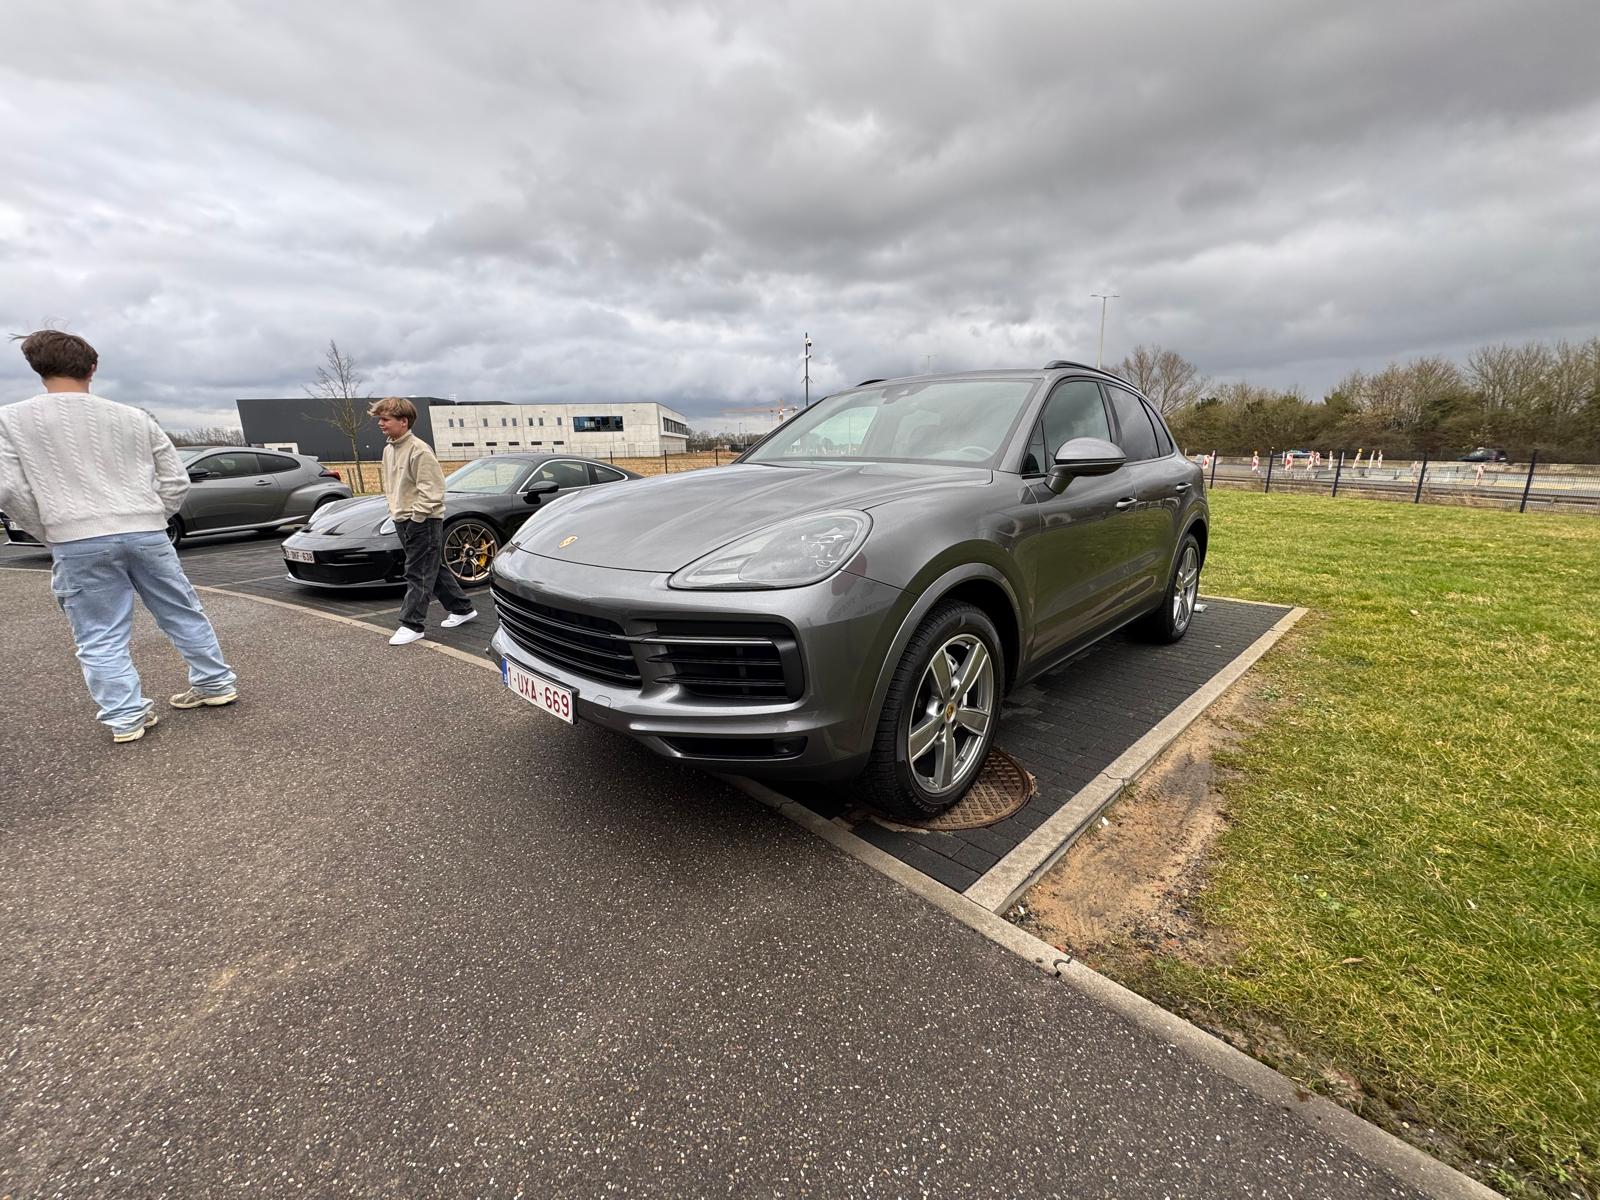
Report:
721,771,1500,1200
963,604,1309,912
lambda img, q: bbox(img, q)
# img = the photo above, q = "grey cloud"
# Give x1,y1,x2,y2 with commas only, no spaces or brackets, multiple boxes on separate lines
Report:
2,0,1598,428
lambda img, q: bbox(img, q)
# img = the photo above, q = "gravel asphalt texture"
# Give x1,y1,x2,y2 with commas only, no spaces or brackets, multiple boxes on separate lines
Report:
0,566,1434,1199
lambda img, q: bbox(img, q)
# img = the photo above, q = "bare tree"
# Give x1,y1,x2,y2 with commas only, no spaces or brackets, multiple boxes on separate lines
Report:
1117,344,1208,413
305,339,368,478
169,425,246,447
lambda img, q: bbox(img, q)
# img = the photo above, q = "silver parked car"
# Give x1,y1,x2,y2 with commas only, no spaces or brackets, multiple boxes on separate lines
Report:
3,446,350,548
489,362,1209,817
168,447,351,546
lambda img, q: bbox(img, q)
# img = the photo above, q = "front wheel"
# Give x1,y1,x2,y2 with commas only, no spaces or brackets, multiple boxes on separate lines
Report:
443,518,500,587
863,600,1005,820
1137,532,1202,643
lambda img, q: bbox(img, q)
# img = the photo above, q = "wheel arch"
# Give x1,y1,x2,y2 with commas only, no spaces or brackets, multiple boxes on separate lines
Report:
858,563,1022,749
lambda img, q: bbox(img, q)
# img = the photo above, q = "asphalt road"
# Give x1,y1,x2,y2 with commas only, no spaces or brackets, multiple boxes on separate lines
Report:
0,567,1437,1198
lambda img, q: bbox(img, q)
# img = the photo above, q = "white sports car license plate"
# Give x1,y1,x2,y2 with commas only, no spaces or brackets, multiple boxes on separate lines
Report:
284,548,315,563
503,657,575,724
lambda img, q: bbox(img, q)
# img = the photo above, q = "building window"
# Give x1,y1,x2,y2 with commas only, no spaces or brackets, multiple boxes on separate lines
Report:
663,418,689,436
573,415,624,432
532,440,543,446
509,440,520,446
557,417,563,426
485,441,498,447
538,417,545,426
553,440,565,446
501,417,508,427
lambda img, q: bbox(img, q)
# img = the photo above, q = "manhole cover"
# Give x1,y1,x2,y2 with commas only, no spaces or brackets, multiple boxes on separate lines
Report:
871,746,1036,832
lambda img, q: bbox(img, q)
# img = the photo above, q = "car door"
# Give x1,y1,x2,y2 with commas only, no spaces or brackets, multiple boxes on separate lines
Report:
1102,384,1178,604
524,458,594,499
184,451,278,531
253,451,305,521
1014,378,1136,664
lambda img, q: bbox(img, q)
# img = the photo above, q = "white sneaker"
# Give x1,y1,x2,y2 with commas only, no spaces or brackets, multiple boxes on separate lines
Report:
389,626,425,646
441,609,478,629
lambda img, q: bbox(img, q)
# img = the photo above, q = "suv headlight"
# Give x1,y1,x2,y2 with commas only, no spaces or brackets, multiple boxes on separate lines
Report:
669,510,871,590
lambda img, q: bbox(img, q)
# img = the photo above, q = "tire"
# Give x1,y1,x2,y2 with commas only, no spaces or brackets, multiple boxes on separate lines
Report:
862,600,1005,820
442,518,500,587
166,516,183,548
1137,532,1202,643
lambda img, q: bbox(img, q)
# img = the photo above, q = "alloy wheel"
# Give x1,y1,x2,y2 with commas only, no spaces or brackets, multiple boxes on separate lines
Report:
906,633,996,796
1172,543,1199,633
443,521,498,585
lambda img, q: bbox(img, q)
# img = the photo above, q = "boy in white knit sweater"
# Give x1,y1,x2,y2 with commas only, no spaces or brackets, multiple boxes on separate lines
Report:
0,331,237,742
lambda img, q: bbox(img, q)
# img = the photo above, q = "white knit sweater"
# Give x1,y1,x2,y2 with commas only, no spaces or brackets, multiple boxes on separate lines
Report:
0,392,189,544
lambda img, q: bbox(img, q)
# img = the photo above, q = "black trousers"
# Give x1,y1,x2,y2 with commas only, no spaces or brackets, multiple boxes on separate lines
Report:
395,517,472,631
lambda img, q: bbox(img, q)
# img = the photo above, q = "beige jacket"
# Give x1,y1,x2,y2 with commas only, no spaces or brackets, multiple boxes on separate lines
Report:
381,431,447,522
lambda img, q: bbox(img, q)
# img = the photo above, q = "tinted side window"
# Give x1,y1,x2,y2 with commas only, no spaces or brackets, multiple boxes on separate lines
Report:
1040,380,1112,460
1020,421,1050,475
196,452,260,478
257,453,299,474
1143,400,1174,456
591,465,627,484
1105,388,1159,461
532,460,592,489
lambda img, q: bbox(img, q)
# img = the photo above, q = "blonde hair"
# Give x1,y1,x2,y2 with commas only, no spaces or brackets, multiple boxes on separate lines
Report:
367,396,417,427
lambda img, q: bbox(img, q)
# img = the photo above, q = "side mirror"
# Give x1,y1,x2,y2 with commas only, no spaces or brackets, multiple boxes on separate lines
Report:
1045,437,1125,495
187,468,214,481
523,480,559,504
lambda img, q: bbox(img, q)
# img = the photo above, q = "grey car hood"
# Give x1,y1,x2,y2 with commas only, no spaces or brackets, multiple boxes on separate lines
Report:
514,461,990,572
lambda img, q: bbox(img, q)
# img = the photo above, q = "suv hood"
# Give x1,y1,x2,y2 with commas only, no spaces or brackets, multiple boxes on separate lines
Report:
513,461,989,572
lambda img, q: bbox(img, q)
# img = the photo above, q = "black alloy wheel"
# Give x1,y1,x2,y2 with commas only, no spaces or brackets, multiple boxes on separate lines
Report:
443,518,500,587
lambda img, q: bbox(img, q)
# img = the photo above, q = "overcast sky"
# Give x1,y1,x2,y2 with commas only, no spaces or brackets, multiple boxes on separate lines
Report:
3,0,1598,433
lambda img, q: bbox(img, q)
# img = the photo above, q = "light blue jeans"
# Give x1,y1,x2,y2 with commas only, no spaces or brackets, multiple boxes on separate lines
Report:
49,531,237,735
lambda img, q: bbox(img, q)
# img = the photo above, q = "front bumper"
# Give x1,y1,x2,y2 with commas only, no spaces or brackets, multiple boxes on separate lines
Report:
282,530,405,587
489,550,906,778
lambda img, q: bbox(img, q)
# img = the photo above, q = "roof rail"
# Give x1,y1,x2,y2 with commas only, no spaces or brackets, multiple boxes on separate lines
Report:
856,378,886,386
1043,359,1103,372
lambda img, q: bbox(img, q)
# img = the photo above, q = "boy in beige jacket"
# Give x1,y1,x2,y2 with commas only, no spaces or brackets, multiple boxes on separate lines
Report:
369,397,476,645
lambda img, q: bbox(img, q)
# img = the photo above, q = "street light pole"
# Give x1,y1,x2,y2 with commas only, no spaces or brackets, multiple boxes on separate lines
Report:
804,333,813,408
1091,292,1119,367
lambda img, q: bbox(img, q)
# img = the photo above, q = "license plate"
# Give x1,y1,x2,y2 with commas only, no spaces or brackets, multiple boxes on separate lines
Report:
284,548,315,563
503,657,575,724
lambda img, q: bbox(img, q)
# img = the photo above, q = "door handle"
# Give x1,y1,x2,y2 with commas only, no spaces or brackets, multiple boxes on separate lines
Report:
1174,482,1191,493
1114,496,1137,510
254,479,273,486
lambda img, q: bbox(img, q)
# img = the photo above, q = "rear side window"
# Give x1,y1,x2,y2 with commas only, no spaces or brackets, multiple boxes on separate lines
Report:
591,465,627,484
256,453,299,474
1142,399,1174,456
1105,388,1160,461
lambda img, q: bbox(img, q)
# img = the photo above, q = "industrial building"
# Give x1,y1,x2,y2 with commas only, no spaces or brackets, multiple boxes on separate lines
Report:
235,398,690,461
435,402,690,458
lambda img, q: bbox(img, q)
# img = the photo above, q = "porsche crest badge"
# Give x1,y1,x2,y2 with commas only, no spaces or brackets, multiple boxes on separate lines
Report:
558,536,578,549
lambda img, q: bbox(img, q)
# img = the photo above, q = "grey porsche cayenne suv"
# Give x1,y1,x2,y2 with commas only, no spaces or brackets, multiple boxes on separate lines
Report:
490,361,1208,817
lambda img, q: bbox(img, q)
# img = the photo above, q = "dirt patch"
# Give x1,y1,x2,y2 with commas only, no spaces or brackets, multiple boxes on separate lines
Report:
1010,678,1276,970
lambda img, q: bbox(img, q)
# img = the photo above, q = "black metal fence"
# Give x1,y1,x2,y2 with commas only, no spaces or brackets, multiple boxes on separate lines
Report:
1197,449,1600,515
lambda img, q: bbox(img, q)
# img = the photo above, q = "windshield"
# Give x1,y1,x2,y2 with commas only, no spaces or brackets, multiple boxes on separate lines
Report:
744,378,1038,467
445,458,532,494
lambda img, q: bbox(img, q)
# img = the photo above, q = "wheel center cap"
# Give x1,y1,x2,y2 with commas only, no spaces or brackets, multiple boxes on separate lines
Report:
944,702,957,722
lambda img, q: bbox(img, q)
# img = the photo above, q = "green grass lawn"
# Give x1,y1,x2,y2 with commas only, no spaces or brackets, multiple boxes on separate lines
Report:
1145,491,1599,1197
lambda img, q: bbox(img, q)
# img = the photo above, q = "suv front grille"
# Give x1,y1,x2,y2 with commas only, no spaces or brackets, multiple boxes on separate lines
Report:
491,584,641,686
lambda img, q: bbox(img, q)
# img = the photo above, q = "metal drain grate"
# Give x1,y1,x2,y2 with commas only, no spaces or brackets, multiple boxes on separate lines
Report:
872,747,1037,832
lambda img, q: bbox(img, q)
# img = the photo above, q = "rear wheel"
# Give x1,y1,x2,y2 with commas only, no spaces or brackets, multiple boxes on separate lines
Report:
166,516,183,548
443,518,500,587
1137,532,1201,643
863,600,1004,819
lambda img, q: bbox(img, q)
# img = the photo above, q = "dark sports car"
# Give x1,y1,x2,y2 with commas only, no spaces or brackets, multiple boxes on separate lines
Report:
282,454,639,588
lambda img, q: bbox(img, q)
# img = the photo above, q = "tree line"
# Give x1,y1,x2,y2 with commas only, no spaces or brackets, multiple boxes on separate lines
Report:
1139,336,1600,463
